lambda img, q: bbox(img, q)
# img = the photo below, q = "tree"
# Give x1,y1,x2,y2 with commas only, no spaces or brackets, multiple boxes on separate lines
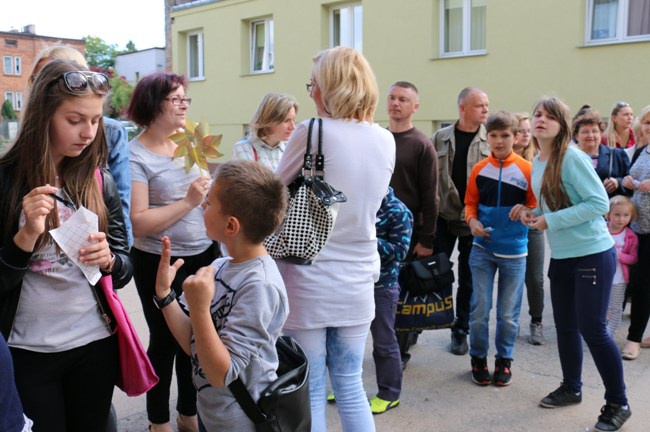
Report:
107,76,134,119
84,35,120,70
1,100,17,120
125,40,137,53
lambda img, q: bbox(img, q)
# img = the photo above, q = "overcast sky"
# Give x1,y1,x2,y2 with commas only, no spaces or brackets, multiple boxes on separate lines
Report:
2,0,166,50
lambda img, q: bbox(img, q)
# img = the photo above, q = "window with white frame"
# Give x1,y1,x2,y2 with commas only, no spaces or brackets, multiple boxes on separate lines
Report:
587,0,650,43
3,56,12,74
331,4,363,51
14,56,21,75
440,0,486,57
15,92,22,111
251,18,274,73
4,91,14,108
187,31,204,80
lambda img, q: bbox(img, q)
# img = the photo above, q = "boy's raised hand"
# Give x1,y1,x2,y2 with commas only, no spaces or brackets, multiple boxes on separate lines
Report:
155,236,185,299
183,265,215,312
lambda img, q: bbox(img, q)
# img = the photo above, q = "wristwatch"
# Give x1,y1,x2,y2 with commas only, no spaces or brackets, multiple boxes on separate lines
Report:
153,289,177,310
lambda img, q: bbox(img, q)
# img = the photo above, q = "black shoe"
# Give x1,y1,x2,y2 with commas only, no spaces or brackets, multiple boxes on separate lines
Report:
594,403,631,432
539,383,582,408
450,329,468,355
470,356,490,386
493,358,512,387
400,352,411,371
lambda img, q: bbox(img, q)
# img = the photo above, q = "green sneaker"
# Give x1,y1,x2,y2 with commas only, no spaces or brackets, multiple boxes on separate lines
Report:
326,391,335,403
369,396,400,414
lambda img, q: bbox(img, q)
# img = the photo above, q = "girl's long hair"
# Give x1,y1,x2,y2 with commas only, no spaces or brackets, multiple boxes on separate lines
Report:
0,59,109,250
531,97,573,212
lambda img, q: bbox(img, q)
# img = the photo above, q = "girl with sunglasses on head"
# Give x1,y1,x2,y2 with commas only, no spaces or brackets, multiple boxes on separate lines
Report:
603,102,635,149
0,59,133,431
127,72,216,432
513,97,631,432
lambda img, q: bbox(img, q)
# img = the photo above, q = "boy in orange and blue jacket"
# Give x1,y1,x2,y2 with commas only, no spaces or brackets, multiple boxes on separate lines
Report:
464,111,537,388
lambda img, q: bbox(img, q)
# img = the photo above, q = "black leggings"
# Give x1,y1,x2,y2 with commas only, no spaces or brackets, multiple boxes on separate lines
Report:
11,335,118,432
131,245,217,424
627,233,650,342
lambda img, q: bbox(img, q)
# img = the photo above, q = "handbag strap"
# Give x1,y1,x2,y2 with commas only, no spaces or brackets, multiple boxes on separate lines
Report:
303,118,324,179
229,377,267,425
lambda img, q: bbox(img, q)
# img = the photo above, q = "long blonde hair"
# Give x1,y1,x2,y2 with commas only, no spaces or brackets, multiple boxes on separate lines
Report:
532,97,573,212
604,102,632,148
514,112,537,162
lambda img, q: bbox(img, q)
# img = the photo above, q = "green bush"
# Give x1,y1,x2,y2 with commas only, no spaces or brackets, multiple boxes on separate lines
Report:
1,100,17,120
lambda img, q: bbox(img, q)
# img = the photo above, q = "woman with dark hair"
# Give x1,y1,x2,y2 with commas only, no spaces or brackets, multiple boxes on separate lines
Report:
514,96,631,432
574,110,630,197
0,59,132,431
127,73,216,432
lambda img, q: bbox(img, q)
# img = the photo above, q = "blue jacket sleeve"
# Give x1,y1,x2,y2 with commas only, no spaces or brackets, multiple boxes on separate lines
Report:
103,117,133,246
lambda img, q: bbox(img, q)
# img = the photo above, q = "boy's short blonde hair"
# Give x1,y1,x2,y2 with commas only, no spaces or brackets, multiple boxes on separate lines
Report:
213,160,288,243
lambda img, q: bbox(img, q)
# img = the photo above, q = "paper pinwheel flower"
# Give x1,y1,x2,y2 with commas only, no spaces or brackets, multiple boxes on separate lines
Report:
171,119,224,174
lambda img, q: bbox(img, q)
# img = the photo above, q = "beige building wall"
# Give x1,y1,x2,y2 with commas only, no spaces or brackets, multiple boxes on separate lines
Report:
171,0,650,161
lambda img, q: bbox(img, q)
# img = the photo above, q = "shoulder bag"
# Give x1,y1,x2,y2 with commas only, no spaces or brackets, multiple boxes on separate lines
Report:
395,253,455,332
264,118,347,265
229,335,311,432
94,169,159,396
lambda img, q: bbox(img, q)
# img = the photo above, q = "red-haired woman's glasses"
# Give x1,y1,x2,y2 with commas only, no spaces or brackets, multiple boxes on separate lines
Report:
62,71,111,94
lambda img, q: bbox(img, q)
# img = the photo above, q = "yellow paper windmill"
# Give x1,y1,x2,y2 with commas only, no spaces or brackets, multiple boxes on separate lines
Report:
171,119,224,174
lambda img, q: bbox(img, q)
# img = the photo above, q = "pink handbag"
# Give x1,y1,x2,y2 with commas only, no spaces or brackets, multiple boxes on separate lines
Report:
95,168,158,396
98,275,159,396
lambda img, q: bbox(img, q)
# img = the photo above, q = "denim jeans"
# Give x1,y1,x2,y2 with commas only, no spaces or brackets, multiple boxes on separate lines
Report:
525,228,545,321
549,247,627,405
370,284,402,401
468,246,525,360
283,324,375,432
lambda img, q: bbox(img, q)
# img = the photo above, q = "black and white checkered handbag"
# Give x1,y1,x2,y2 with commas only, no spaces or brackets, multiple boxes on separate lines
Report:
265,118,346,265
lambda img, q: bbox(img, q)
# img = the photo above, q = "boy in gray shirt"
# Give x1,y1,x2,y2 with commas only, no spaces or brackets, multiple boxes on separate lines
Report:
154,160,289,431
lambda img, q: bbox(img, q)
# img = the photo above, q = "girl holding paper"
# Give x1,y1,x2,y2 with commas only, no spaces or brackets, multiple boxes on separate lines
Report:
0,59,132,431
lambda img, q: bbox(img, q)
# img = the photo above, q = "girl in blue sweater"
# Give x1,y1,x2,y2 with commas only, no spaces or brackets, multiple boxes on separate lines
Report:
514,97,631,432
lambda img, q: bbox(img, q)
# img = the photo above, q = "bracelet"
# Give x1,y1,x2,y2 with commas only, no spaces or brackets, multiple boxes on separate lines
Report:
153,289,177,310
100,253,116,275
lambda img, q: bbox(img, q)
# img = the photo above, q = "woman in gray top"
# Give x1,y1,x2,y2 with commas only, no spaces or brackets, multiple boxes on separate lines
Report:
127,72,217,432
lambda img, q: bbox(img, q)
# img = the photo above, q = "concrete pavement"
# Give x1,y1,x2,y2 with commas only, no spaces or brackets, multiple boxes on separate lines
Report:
113,246,650,432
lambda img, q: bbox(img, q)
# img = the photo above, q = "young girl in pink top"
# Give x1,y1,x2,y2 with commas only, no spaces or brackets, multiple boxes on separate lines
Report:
606,195,639,338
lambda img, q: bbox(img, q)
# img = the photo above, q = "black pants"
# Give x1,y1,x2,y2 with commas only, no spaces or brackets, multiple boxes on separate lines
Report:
434,217,474,331
11,335,118,432
627,233,650,342
132,245,217,424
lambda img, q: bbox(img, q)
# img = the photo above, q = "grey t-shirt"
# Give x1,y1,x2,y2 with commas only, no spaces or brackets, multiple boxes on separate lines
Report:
180,255,288,431
9,201,110,352
129,138,212,256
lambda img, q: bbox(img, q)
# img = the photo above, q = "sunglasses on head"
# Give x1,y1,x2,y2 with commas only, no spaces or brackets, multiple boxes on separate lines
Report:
61,71,111,94
615,101,630,109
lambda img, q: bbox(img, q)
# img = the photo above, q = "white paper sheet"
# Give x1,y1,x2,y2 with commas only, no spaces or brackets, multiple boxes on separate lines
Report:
50,206,102,285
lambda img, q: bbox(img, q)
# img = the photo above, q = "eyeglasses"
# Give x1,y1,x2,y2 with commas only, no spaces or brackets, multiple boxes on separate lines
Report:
61,71,110,94
518,129,531,135
165,97,192,106
615,101,630,108
305,83,316,93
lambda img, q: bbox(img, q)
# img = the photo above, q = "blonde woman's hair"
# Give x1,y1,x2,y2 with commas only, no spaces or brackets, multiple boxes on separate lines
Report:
635,105,650,147
29,44,88,84
514,112,538,162
311,46,378,122
249,93,299,140
608,195,637,222
604,101,632,148
531,97,573,212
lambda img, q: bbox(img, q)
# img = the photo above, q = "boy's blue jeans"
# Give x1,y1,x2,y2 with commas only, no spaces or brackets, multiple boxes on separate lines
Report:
469,245,526,360
370,284,402,401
